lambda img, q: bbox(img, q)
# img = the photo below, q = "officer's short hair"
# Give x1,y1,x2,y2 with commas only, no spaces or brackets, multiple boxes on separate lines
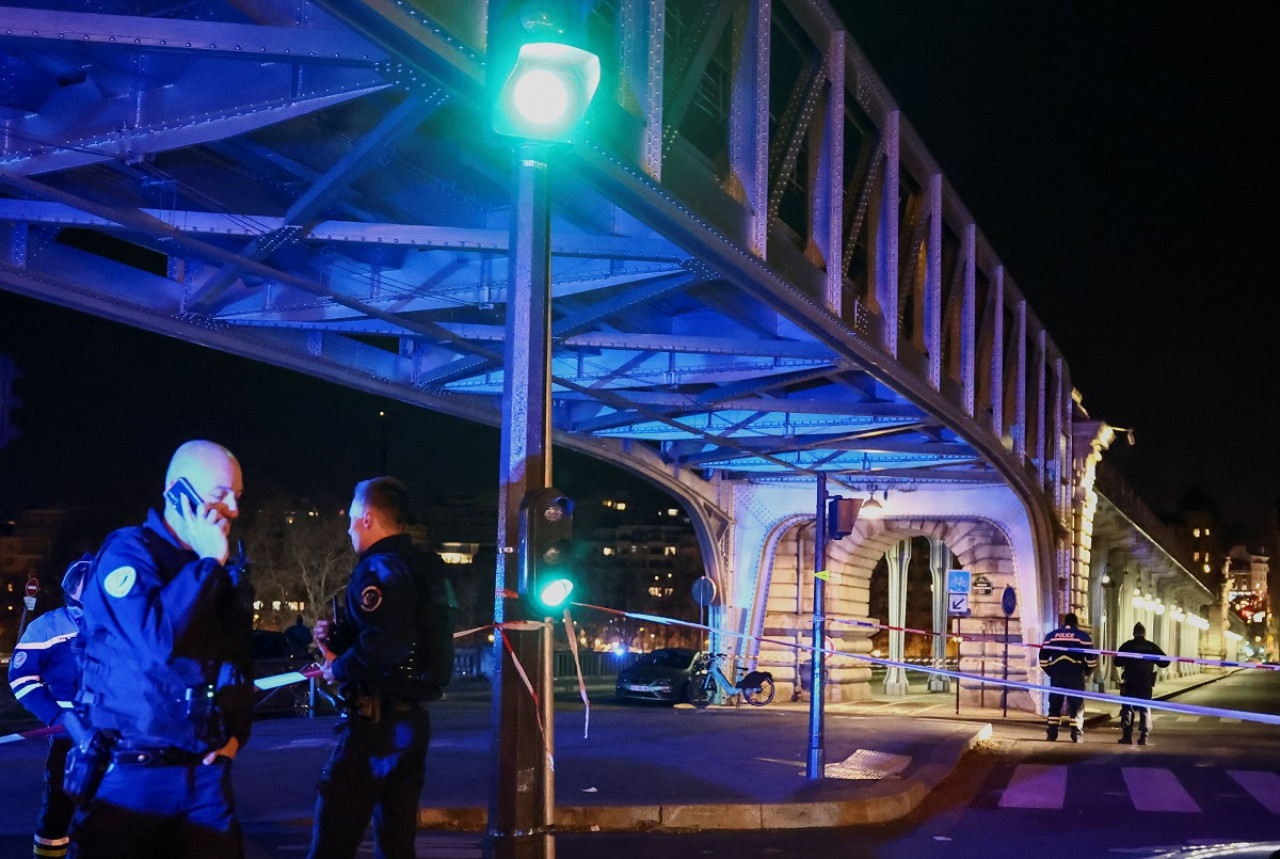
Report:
1133,622,1145,637
1064,612,1079,627
354,476,412,529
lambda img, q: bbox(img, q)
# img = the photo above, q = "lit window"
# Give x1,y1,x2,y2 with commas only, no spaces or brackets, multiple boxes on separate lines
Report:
615,502,627,511
1193,552,1200,561
667,508,679,517
664,546,677,556
1202,564,1211,574
603,499,613,508
271,601,282,611
1192,528,1201,538
602,547,614,556
1205,528,1211,536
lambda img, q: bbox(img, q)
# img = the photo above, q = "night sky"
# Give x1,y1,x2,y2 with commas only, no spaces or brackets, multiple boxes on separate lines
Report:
835,2,1279,542
2,2,1278,542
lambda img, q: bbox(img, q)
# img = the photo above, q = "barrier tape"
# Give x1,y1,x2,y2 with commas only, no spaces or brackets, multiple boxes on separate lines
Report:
824,616,1280,672
562,609,590,739
569,602,1280,728
497,626,553,772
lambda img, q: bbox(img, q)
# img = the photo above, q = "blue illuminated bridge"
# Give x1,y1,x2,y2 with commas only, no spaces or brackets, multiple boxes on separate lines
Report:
0,0,1243,708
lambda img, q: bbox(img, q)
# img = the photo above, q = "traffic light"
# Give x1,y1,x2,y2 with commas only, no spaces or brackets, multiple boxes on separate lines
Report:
520,487,576,612
826,495,862,540
488,0,600,143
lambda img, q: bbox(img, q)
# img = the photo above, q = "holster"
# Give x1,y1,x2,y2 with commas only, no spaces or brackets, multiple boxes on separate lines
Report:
63,729,118,807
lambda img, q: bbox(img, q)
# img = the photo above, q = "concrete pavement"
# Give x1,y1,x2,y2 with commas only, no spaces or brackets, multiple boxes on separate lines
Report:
0,670,1231,847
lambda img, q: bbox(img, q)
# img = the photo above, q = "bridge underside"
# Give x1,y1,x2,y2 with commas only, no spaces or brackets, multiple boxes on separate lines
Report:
1,0,1160,693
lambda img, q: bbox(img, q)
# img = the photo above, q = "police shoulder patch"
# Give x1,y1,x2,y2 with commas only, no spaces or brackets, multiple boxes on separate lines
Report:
359,585,383,612
103,566,137,599
12,651,26,669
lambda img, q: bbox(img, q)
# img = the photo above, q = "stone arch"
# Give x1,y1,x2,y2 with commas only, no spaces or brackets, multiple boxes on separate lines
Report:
758,512,1038,710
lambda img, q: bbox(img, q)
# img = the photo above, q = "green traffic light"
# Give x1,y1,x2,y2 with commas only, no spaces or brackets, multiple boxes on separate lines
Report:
537,577,574,609
493,42,600,142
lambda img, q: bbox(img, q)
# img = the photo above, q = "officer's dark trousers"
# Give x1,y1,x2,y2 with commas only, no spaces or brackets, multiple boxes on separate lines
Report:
1047,672,1087,727
1120,681,1155,734
308,706,430,859
34,736,74,857
67,758,242,859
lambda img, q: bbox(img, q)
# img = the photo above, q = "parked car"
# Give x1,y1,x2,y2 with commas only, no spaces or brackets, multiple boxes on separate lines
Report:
252,629,324,718
615,648,703,705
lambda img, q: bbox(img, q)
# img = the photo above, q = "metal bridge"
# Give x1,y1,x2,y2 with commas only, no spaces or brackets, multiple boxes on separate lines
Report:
0,1,1221,705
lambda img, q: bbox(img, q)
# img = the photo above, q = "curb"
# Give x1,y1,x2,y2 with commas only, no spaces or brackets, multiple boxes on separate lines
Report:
417,722,991,832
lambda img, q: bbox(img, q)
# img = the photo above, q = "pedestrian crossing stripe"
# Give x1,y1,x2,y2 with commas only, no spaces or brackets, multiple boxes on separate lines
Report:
997,765,1279,814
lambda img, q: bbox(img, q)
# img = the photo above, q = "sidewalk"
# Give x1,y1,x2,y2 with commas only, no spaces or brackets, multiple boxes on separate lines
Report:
401,670,1231,833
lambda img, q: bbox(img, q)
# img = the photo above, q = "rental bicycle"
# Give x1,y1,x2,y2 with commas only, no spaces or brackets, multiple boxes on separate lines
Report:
689,652,775,708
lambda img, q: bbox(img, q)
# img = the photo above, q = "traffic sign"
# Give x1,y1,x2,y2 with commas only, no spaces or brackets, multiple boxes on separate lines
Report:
946,570,971,594
948,593,970,616
24,578,38,598
691,576,717,607
22,596,35,611
1002,585,1017,616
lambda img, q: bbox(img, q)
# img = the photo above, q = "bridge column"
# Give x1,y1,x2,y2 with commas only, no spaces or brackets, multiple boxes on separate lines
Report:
928,538,951,692
883,539,911,695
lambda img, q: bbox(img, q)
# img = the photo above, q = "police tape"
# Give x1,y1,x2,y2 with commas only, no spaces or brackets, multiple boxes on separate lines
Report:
569,601,1280,728
824,616,1280,672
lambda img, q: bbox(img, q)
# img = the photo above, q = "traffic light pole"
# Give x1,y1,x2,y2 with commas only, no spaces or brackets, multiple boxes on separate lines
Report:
488,144,556,859
807,474,828,780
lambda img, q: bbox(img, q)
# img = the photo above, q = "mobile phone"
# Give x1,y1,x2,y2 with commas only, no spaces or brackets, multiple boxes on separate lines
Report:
165,476,204,514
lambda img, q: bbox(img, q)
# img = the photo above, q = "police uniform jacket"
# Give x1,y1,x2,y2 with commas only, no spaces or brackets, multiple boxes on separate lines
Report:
331,533,439,704
1115,637,1169,695
1038,624,1097,682
8,605,83,727
76,509,254,754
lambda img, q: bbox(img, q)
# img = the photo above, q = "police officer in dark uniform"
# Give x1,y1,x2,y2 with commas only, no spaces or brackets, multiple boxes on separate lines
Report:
8,558,91,858
68,440,253,859
1038,612,1097,742
308,476,456,859
1115,622,1170,745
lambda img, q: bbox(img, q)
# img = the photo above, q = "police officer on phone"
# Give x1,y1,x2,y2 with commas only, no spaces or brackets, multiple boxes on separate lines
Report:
307,476,457,859
8,557,91,858
68,440,254,859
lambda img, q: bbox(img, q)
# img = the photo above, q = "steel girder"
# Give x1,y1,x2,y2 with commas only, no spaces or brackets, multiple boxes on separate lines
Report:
0,0,1075,583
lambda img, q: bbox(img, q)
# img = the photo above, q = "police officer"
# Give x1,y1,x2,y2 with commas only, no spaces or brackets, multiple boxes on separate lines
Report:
68,440,254,858
308,476,456,859
1115,622,1170,745
8,557,91,858
1038,612,1097,742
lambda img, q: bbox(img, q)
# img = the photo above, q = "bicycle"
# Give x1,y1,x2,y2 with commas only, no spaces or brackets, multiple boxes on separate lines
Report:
689,653,775,708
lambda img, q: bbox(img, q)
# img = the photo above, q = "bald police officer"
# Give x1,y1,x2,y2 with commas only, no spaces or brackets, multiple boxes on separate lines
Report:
68,440,254,858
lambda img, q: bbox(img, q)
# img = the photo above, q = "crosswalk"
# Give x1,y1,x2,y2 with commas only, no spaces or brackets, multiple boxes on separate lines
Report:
995,763,1280,814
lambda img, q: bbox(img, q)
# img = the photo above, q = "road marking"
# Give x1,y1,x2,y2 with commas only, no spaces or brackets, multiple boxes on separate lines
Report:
1122,768,1200,812
999,764,1067,809
1227,770,1280,814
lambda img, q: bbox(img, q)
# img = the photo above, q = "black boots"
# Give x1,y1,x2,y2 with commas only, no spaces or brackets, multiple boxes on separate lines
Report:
1046,724,1059,742
1070,727,1082,743
1119,730,1133,745
1138,732,1149,746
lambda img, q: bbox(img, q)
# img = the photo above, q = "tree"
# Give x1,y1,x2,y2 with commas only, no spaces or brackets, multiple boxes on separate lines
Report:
240,498,353,631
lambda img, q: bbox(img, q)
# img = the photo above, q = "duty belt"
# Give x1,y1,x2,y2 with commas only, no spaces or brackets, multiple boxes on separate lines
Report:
111,746,207,767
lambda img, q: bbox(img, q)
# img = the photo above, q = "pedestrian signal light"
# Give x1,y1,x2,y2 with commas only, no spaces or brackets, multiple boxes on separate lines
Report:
489,1,600,143
520,488,576,612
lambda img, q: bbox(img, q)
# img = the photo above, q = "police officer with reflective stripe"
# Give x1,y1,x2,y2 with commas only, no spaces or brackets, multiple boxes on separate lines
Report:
1038,612,1097,742
8,559,91,858
68,440,254,859
308,477,449,859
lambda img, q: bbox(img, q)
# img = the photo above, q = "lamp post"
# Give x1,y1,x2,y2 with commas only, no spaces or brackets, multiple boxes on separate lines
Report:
486,4,599,856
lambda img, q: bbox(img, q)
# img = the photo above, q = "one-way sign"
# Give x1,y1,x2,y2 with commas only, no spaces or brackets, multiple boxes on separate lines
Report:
948,593,970,616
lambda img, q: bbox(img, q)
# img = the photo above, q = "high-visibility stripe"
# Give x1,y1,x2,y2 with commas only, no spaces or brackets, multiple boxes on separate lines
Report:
999,764,1067,809
1227,770,1280,814
11,677,44,699
1121,768,1200,813
15,632,77,651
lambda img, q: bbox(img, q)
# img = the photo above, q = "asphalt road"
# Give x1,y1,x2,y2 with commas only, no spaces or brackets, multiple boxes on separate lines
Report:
0,671,1275,858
